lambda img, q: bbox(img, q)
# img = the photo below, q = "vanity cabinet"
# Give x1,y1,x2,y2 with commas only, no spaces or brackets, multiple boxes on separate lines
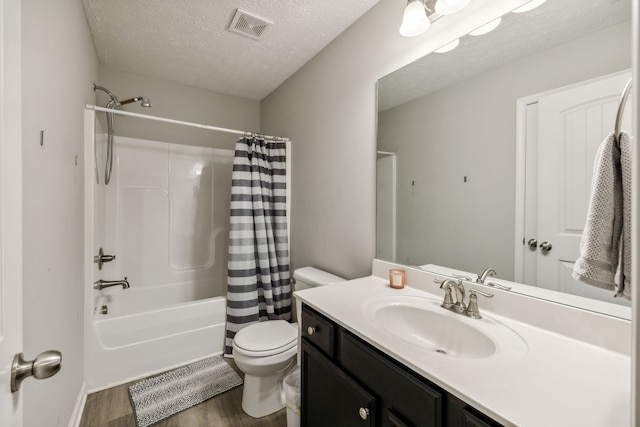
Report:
301,304,504,427
302,340,376,426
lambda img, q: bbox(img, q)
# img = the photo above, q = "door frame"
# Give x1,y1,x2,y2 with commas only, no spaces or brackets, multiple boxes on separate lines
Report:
0,0,23,424
514,69,632,284
376,151,397,262
631,2,639,424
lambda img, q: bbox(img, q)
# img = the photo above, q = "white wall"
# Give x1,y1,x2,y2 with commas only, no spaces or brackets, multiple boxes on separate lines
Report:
261,0,532,279
96,66,260,150
21,0,98,425
378,21,631,278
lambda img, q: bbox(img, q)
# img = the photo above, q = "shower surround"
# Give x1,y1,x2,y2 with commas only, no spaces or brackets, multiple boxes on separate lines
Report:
84,110,232,389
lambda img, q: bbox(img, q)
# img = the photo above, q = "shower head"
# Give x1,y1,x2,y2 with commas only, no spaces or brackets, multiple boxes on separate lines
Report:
92,84,151,108
119,96,152,108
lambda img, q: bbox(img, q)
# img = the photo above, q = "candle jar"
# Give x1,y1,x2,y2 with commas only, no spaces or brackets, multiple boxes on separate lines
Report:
389,269,406,289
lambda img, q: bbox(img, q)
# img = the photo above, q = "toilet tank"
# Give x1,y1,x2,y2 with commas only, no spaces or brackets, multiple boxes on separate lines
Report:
293,266,345,291
292,267,345,325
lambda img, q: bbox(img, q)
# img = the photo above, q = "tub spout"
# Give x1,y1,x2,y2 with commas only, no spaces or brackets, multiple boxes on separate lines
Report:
94,277,130,290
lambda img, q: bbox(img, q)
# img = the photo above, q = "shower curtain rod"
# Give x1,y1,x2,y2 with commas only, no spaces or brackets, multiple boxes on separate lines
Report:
86,104,290,141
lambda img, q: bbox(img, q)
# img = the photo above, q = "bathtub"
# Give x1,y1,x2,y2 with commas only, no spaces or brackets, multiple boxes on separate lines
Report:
84,115,232,390
93,278,222,317
86,292,226,390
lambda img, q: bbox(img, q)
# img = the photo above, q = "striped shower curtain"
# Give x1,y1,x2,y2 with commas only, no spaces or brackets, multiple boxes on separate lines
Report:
224,136,291,356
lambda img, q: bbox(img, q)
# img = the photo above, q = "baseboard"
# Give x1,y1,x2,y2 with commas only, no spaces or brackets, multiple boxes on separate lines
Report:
86,352,223,394
68,380,88,427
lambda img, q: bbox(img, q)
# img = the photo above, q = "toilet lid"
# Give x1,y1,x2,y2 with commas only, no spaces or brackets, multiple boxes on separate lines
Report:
233,320,297,356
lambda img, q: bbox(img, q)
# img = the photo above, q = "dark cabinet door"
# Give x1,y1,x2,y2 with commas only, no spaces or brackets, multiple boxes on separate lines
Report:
340,330,442,427
387,409,414,427
462,409,501,427
301,339,376,427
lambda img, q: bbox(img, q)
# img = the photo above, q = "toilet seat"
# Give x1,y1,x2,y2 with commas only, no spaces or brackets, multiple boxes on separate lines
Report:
233,320,297,357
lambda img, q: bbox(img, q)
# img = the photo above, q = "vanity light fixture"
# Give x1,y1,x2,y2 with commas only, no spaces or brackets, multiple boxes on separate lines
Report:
434,38,460,53
434,0,471,16
512,0,547,14
468,17,501,36
399,0,473,38
399,0,431,37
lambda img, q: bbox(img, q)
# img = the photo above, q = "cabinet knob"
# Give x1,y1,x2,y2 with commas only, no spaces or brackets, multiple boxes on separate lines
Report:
307,326,317,335
359,407,370,420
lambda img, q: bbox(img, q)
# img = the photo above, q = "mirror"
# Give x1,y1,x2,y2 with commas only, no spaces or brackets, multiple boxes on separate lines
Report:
376,0,632,318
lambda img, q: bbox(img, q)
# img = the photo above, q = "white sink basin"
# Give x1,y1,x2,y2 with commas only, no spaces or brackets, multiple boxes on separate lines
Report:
362,295,528,360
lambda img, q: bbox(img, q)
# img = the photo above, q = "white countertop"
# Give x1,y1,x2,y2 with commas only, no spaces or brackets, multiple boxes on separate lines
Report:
295,267,631,427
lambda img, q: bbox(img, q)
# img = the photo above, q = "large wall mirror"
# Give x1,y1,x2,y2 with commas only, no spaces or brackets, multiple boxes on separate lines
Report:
376,0,632,318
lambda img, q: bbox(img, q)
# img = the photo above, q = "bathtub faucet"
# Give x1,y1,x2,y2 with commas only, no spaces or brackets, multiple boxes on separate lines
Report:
94,277,130,290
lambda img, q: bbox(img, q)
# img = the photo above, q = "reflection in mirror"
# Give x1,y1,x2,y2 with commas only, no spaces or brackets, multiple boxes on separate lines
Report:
376,0,632,318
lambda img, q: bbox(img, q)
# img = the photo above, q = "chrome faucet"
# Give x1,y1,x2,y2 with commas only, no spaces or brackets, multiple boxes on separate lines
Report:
438,278,493,319
94,277,130,290
439,279,456,310
474,268,512,290
439,279,466,313
476,268,496,284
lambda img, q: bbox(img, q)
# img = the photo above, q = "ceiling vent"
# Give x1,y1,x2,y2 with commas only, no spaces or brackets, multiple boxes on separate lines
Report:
228,9,272,41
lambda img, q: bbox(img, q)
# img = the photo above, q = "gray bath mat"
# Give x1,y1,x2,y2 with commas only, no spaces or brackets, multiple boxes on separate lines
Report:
128,355,243,427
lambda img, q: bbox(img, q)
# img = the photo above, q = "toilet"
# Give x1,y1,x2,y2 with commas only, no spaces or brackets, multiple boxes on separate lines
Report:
232,267,345,418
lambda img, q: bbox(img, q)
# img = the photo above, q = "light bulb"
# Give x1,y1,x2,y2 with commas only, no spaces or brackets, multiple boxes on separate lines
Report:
512,0,547,13
434,39,460,53
469,18,501,36
434,0,471,16
399,1,430,37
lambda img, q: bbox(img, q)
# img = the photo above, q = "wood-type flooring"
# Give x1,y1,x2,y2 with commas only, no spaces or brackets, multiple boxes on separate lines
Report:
79,359,287,427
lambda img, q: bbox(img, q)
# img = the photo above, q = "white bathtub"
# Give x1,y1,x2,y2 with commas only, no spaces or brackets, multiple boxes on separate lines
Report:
84,123,232,390
93,278,221,317
86,294,226,390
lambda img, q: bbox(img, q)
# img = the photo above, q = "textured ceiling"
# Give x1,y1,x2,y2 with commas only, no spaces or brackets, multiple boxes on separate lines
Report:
378,0,632,112
82,0,382,100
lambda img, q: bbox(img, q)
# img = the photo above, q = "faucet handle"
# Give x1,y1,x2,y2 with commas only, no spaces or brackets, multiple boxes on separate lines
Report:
466,289,494,319
484,281,512,291
470,289,493,298
450,273,473,281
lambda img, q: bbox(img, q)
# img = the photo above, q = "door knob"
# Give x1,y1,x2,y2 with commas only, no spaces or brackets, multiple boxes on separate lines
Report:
540,242,553,252
527,239,538,248
11,350,62,392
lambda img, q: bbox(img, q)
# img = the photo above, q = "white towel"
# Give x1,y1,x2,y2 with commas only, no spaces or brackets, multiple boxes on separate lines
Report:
618,131,632,299
572,132,631,298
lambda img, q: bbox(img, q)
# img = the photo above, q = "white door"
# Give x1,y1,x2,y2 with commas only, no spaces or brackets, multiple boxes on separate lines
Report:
536,71,631,302
0,0,24,424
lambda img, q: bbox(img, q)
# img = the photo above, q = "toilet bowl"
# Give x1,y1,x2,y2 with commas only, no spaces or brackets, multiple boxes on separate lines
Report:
232,267,345,418
232,320,298,418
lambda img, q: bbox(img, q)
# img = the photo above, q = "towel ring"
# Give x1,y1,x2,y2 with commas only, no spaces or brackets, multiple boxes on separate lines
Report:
614,78,632,143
